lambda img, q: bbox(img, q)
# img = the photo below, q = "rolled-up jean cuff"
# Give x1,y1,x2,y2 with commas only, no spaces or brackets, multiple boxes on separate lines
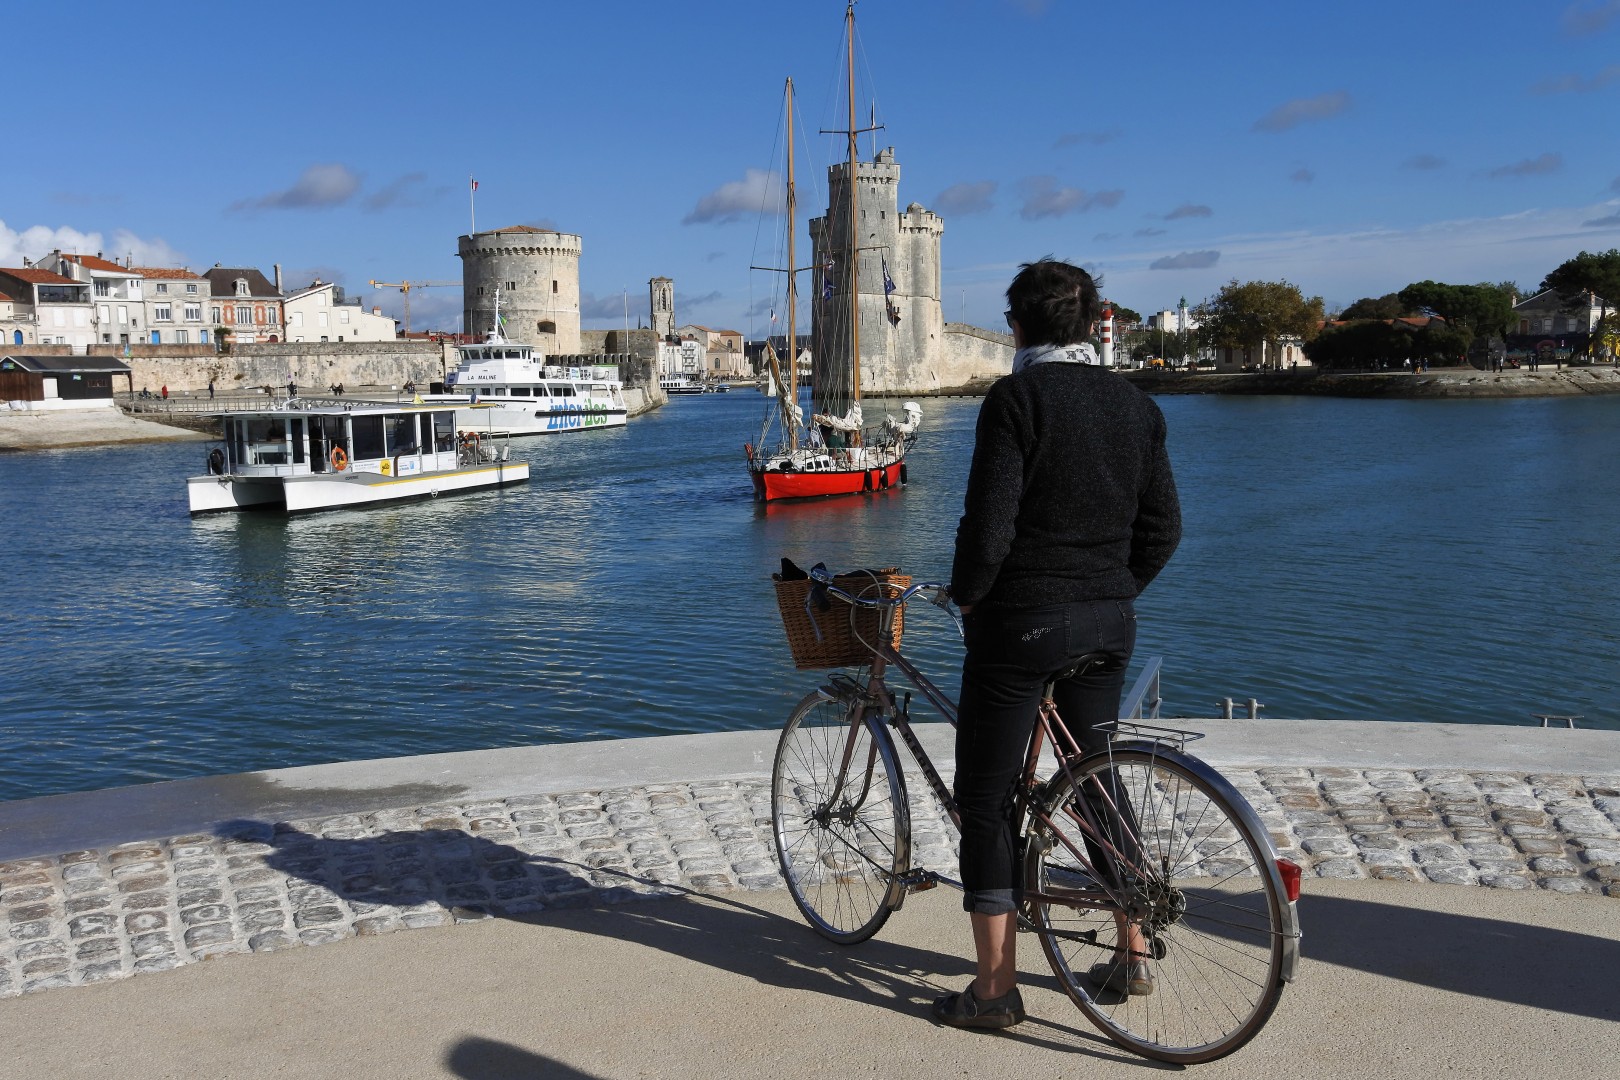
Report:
963,887,1018,915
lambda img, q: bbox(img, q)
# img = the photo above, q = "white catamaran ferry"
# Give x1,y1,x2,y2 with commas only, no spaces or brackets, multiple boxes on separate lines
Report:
186,400,528,514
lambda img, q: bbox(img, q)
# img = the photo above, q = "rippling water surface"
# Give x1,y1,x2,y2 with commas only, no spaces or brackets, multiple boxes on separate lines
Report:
2,391,1616,802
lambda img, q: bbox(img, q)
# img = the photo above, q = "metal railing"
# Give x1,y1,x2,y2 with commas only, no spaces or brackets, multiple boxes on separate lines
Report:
1120,656,1162,720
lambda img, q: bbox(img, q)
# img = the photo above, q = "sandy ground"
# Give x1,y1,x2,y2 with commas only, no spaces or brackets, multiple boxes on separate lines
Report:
0,407,208,452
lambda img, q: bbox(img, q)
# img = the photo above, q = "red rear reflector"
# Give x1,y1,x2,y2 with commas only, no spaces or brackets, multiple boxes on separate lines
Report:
1276,858,1302,902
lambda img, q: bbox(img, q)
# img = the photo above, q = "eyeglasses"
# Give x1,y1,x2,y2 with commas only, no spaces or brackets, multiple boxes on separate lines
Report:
1004,310,1015,328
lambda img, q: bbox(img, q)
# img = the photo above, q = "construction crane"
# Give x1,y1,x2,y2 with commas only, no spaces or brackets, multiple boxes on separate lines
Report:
367,279,460,335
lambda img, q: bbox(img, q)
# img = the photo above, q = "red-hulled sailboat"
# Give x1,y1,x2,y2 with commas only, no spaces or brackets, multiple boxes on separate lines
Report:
745,4,920,502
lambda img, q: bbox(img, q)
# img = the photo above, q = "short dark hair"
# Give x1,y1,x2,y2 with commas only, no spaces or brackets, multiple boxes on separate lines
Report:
1005,258,1102,347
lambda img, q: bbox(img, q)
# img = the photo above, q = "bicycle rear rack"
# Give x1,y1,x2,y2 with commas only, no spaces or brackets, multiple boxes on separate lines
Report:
1093,719,1206,751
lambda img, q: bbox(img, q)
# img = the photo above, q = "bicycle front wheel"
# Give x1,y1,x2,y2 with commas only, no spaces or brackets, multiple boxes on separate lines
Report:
771,690,910,945
1024,746,1292,1063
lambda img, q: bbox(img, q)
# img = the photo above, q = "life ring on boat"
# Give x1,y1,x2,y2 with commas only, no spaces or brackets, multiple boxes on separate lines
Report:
330,446,348,471
207,447,224,475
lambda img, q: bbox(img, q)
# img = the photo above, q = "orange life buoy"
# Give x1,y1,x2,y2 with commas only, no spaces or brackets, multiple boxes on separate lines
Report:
330,446,348,471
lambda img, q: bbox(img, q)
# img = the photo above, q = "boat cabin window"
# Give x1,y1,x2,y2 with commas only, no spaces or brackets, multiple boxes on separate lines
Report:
552,385,575,398
307,415,347,472
385,413,420,455
492,387,507,395
235,415,292,465
432,411,455,451
351,415,387,461
290,418,306,464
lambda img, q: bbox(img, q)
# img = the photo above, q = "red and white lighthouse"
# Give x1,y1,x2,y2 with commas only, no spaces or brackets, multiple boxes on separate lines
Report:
1100,303,1115,367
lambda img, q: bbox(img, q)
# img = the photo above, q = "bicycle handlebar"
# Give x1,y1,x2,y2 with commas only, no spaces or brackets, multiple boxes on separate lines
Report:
806,565,962,638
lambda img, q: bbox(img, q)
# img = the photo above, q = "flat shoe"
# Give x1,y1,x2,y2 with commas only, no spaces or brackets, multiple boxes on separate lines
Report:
1087,957,1154,996
931,982,1027,1030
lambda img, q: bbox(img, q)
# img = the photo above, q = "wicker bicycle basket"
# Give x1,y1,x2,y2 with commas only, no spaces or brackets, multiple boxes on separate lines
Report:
772,567,911,669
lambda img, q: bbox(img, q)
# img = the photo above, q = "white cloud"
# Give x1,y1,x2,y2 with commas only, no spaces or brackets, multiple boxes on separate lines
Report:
1018,176,1123,220
1485,153,1563,179
231,164,362,212
1253,91,1351,133
683,169,782,225
935,181,996,217
0,219,186,268
1150,251,1221,270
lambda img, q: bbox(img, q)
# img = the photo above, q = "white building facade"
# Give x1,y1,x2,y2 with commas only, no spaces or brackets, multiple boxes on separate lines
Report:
284,281,397,342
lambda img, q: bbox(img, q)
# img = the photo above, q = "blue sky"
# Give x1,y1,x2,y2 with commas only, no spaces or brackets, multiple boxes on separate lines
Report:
5,0,1618,334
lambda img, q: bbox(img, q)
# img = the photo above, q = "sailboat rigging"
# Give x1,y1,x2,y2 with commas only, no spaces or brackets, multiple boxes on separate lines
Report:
744,2,921,502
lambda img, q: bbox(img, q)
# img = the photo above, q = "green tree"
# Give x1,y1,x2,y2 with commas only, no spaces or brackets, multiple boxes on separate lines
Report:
1193,280,1324,364
1108,303,1143,327
1339,293,1405,320
1396,280,1515,360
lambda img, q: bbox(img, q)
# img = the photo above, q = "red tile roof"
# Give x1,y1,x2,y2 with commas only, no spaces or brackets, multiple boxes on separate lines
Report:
130,266,202,280
63,253,131,273
0,267,78,285
0,291,12,302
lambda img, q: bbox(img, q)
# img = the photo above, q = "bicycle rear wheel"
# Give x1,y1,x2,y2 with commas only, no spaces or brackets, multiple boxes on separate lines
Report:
771,690,910,945
1024,746,1293,1063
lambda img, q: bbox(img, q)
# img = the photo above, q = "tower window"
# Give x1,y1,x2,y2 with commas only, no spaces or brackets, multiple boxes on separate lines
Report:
552,280,558,293
538,320,556,334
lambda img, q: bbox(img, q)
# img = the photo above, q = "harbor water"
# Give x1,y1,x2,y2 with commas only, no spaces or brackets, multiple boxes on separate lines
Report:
2,390,1616,803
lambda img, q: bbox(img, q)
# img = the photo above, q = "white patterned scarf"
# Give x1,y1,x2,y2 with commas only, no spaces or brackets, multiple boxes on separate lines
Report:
1012,341,1099,373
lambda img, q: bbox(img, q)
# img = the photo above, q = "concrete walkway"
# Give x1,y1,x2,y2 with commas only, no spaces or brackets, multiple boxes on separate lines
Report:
0,721,1617,1077
0,879,1613,1079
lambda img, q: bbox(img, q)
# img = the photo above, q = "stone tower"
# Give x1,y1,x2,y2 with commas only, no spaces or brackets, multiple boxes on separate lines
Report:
809,146,943,409
649,276,674,339
457,225,581,354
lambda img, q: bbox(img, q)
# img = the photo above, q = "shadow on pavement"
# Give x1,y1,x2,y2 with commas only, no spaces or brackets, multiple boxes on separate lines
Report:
217,819,1150,1066
1297,892,1620,1023
445,1037,605,1079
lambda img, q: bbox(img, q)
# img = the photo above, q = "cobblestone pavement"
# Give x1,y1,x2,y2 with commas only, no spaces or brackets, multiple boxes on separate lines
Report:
4,767,1618,998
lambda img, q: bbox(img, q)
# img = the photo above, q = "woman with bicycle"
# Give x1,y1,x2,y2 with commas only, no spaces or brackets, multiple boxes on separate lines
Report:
936,258,1181,1030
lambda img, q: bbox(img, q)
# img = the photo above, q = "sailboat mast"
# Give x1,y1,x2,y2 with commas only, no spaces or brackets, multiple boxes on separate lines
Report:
844,0,863,443
784,78,799,453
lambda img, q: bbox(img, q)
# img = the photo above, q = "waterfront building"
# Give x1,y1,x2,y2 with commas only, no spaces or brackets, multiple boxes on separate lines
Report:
0,267,94,348
0,289,23,346
457,225,581,355
283,279,397,343
674,323,748,379
0,353,131,410
1512,288,1610,336
36,252,149,346
129,266,210,346
201,265,285,343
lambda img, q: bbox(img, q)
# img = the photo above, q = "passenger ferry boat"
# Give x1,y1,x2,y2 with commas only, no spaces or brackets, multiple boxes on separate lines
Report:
435,302,627,436
660,375,704,395
186,400,528,514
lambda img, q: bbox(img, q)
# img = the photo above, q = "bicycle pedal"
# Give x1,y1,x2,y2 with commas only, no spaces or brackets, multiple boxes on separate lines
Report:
897,869,939,892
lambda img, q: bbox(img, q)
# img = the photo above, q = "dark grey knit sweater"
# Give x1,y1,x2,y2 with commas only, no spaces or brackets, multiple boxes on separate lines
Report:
950,362,1181,608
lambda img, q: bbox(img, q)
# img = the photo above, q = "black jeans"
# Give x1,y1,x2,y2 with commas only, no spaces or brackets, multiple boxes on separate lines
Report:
954,598,1136,914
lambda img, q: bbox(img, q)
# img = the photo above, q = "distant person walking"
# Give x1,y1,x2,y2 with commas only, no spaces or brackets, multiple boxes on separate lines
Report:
287,378,297,398
160,385,168,400
207,379,215,399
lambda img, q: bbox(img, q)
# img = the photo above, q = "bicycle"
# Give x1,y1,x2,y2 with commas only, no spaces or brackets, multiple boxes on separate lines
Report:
768,564,1302,1064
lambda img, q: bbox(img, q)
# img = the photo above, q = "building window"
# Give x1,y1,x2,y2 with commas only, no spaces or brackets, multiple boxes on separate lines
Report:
98,304,110,323
538,320,556,334
176,330,189,344
186,283,198,294
156,283,168,294
95,282,110,297
293,312,304,327
154,305,172,322
184,304,201,322
117,306,128,324
235,279,249,296
211,306,222,323
339,310,350,324
552,280,558,293
318,312,329,328
506,280,516,290
235,305,251,324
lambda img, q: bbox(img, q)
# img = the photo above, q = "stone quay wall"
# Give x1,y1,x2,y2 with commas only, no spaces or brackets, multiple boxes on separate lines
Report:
20,342,456,396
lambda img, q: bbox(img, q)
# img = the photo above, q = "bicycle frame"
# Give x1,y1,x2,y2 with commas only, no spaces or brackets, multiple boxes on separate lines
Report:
820,602,1135,924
